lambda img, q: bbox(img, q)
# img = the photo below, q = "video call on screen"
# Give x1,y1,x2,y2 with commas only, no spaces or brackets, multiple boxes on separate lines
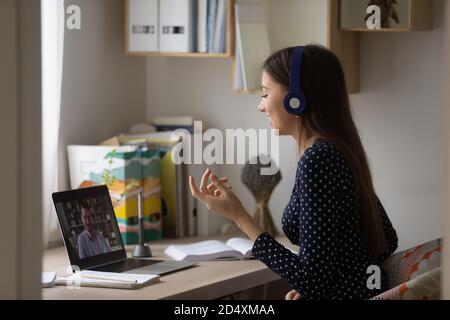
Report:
56,194,122,260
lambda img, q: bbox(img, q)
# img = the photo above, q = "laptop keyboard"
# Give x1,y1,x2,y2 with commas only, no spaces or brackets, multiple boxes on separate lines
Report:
91,258,163,273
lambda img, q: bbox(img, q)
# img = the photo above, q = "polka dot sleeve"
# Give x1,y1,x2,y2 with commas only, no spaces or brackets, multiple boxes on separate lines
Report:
252,147,342,300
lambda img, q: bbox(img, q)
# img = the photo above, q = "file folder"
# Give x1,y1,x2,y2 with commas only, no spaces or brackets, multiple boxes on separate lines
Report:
212,0,227,53
197,0,208,53
159,0,196,52
128,0,159,52
207,0,218,53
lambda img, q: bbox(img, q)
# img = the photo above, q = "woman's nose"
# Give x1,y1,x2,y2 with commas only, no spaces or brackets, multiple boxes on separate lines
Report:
258,100,265,112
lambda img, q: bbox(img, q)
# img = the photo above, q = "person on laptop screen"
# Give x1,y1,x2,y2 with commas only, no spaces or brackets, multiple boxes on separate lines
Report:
77,203,110,258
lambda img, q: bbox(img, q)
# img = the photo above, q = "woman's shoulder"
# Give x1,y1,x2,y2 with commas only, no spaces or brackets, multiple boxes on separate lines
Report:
298,138,348,171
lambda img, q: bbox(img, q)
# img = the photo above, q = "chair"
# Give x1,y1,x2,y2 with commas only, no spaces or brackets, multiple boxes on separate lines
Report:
371,238,441,300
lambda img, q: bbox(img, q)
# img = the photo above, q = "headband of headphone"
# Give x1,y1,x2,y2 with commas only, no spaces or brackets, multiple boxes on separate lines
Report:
283,46,307,115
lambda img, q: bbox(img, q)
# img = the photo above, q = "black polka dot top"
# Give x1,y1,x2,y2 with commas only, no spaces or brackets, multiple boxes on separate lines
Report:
251,138,398,300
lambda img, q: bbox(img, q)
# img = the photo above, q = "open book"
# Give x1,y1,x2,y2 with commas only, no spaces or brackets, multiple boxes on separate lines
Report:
54,270,160,290
164,237,255,261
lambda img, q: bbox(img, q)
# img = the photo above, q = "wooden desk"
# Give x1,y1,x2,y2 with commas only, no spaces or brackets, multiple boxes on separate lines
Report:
42,233,297,300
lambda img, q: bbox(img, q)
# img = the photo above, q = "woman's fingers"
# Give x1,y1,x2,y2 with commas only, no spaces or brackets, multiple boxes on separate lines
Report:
199,168,212,193
285,290,295,300
211,174,229,195
220,177,228,184
189,176,208,203
207,183,216,195
189,176,200,197
285,289,300,300
207,178,228,195
191,172,231,203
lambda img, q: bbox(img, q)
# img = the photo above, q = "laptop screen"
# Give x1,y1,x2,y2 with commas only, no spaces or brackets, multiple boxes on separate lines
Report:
52,185,127,270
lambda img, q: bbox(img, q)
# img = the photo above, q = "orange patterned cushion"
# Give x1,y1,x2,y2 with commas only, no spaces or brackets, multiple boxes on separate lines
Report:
381,238,441,291
372,267,440,300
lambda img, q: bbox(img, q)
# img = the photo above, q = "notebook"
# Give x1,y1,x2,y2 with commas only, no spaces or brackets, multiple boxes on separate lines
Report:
164,237,255,261
54,270,160,290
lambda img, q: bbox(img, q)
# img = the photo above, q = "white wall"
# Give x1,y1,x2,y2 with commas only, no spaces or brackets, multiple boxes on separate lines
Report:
58,0,147,199
145,1,445,251
351,0,445,250
42,0,147,244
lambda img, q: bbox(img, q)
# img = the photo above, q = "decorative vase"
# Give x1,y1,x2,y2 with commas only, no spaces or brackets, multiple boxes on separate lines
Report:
240,156,281,238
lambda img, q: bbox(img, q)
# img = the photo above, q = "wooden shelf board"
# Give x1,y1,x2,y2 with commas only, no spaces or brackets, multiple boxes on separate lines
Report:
340,28,412,32
126,51,232,58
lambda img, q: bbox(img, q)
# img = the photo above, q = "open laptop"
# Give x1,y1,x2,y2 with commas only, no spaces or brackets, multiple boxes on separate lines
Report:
52,185,196,275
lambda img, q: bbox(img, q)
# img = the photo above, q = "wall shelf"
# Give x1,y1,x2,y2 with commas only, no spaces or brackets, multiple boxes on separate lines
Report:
126,51,232,58
125,0,432,94
125,0,235,58
233,0,360,93
339,0,432,32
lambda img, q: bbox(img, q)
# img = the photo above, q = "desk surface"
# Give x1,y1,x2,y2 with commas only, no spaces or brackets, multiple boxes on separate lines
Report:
42,233,297,300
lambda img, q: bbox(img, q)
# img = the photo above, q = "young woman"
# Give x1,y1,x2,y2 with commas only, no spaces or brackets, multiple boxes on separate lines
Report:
189,45,398,300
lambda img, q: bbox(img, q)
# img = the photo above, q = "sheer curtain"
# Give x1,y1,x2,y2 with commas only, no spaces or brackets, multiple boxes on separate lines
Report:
41,0,65,248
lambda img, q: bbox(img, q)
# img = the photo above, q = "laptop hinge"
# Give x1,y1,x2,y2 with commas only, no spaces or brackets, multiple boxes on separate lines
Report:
84,257,128,271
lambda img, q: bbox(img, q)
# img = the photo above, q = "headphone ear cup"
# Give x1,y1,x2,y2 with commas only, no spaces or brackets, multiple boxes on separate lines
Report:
284,92,307,115
285,46,307,116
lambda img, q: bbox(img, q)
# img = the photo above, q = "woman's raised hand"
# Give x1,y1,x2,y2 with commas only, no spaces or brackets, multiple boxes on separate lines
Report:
189,168,245,222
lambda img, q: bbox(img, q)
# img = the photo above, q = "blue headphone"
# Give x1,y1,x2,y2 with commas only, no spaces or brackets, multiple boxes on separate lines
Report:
283,46,307,115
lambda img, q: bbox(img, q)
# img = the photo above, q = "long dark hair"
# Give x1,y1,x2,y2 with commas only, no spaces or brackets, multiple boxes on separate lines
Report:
263,45,387,256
